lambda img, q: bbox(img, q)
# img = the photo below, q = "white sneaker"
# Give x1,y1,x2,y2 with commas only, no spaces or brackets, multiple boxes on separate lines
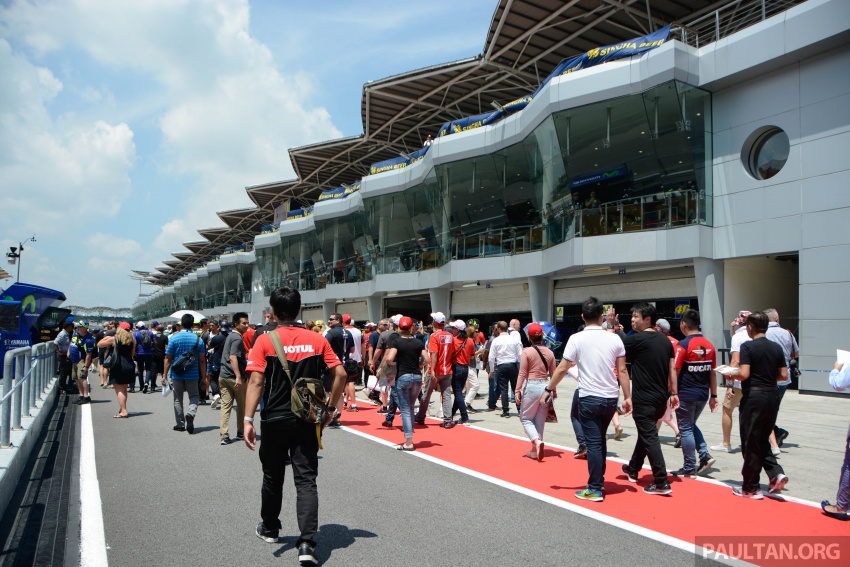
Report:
710,444,732,452
211,395,221,410
771,447,781,457
769,473,789,493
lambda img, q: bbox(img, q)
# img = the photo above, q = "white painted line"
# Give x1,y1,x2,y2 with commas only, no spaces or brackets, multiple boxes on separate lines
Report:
343,426,755,565
79,404,109,567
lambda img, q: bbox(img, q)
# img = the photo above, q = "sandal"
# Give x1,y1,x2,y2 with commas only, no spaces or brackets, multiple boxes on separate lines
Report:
537,442,545,462
113,414,129,418
396,444,415,451
346,406,359,412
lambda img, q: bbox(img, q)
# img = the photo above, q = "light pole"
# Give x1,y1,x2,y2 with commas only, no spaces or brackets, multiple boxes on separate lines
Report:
5,235,36,283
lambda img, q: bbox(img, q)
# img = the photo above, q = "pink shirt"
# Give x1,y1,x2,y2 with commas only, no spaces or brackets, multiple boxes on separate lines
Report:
516,345,556,393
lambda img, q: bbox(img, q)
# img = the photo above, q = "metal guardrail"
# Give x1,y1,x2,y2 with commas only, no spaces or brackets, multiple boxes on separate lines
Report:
1,343,57,448
675,0,806,48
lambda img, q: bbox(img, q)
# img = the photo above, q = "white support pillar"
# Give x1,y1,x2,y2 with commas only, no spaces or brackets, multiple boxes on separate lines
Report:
527,276,552,323
429,287,450,316
322,299,336,322
367,295,382,324
694,258,725,352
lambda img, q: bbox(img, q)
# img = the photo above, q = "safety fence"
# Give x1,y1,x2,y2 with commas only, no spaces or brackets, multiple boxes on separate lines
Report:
1,343,57,448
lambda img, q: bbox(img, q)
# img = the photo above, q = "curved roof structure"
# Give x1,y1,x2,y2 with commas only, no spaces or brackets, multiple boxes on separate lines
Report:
143,0,799,286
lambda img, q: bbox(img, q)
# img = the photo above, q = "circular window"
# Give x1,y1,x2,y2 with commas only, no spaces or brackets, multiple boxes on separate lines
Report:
742,127,790,180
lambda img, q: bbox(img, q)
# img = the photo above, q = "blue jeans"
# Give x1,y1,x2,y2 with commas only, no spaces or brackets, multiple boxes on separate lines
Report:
837,422,850,510
579,395,618,491
385,383,399,422
136,355,152,390
570,388,586,446
487,369,499,409
676,399,708,472
451,364,469,422
396,374,422,440
520,380,548,442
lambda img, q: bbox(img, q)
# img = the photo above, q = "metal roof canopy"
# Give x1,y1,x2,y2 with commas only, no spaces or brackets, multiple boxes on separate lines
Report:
141,0,784,287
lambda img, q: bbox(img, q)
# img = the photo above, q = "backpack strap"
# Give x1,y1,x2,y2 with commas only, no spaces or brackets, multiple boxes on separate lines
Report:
268,329,295,387
531,345,551,377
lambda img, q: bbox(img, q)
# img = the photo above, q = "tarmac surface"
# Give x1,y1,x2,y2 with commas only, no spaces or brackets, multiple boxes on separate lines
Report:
0,374,847,567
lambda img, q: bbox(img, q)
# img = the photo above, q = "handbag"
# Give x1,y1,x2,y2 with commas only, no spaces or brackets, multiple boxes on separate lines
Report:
102,336,120,369
268,330,330,435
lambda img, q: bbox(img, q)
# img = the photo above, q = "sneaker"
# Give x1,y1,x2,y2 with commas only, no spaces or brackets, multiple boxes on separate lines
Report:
211,395,221,410
698,456,716,475
710,443,732,453
441,421,454,429
457,419,471,426
142,384,148,394
574,445,587,459
670,468,696,478
414,419,425,426
644,482,672,495
466,404,478,413
673,434,682,449
776,428,789,447
769,474,789,494
484,407,497,412
377,406,388,414
771,446,781,457
499,411,511,418
329,416,341,428
234,433,244,441
732,487,764,500
297,541,317,565
73,397,84,405
221,437,232,445
186,414,194,434
574,488,604,502
381,420,393,428
614,425,624,440
173,425,186,432
255,522,279,543
622,464,638,483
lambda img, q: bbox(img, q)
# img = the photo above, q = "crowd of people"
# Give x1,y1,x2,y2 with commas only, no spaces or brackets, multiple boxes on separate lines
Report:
53,286,850,564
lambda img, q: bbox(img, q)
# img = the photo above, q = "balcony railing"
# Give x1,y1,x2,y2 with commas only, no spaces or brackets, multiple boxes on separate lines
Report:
675,0,806,48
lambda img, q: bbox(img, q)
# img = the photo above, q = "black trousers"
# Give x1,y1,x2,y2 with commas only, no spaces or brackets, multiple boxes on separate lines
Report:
628,398,669,484
58,354,72,390
739,390,784,493
259,419,320,546
496,363,519,412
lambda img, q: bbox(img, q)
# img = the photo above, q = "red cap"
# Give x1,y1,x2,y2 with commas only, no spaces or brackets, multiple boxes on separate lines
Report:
398,316,413,329
342,314,352,324
119,321,131,331
527,323,544,338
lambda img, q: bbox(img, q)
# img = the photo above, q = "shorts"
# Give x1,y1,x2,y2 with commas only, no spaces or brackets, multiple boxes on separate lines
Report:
154,357,165,375
722,386,743,411
71,360,86,382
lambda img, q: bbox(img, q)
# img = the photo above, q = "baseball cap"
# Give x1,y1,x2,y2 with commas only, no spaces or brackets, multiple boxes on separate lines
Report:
151,320,159,327
449,319,466,331
430,312,446,324
219,321,232,330
314,319,325,328
398,316,413,329
136,321,145,328
655,319,671,333
732,310,752,328
365,321,376,328
342,314,352,324
390,314,403,326
119,322,131,330
527,323,544,338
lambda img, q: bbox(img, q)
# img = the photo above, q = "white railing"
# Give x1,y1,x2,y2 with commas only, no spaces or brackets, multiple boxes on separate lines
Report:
1,343,57,447
676,0,806,48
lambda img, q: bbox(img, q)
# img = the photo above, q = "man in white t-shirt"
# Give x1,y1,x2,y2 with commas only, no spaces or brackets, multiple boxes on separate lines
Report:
548,297,631,502
711,310,751,453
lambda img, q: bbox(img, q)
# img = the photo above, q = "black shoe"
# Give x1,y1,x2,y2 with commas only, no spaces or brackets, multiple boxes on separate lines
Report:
622,464,638,483
142,384,148,394
186,414,194,434
173,425,186,432
234,433,244,441
129,388,135,393
297,541,317,565
466,404,478,413
221,437,232,445
697,455,716,475
644,482,672,495
414,419,425,426
674,434,682,449
574,445,587,459
484,407,497,412
499,411,511,418
255,521,279,543
670,468,696,478
377,406,388,414
381,420,393,428
329,417,341,428
72,396,83,404
441,421,454,429
776,428,789,447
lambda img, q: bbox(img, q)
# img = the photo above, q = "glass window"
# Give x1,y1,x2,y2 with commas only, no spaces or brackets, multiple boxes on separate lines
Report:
743,127,789,180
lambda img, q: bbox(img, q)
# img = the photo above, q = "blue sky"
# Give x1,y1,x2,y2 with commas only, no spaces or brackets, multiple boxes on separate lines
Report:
0,0,494,308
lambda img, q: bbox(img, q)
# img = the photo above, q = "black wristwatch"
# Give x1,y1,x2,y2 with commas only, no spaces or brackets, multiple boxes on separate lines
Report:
710,394,718,398
544,386,553,393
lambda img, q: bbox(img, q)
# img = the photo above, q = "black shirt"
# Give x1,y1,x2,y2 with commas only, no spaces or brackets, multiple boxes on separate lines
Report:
622,330,674,405
326,326,353,363
152,333,168,359
388,334,425,377
208,331,228,369
739,337,786,393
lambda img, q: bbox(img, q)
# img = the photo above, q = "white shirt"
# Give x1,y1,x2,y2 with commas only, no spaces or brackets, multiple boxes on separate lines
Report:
345,325,363,363
507,328,523,345
564,326,625,399
488,333,522,372
729,326,751,389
